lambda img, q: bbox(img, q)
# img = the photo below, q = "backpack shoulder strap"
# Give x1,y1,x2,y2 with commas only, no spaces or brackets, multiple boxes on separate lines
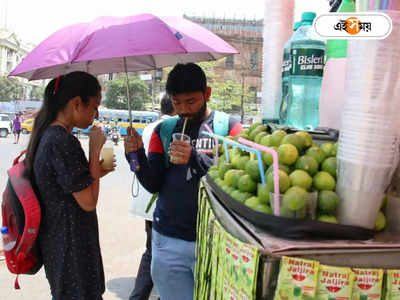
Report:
213,111,230,136
160,116,179,167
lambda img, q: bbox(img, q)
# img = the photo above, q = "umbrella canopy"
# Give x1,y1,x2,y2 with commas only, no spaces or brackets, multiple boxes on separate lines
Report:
10,14,238,80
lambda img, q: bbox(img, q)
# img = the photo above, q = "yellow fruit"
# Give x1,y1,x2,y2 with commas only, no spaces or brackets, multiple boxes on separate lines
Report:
295,131,313,148
281,133,305,152
238,174,257,193
278,144,299,166
282,186,308,211
267,170,291,194
313,171,336,191
289,170,312,190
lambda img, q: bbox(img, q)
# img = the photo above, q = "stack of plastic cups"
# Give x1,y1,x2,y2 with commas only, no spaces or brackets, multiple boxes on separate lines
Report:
261,0,295,122
336,10,400,229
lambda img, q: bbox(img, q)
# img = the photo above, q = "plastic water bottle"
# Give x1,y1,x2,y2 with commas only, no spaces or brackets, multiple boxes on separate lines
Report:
326,0,355,60
279,21,302,125
1,226,16,251
287,12,326,130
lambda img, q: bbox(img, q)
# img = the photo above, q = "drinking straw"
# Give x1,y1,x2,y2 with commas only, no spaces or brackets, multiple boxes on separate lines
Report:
369,0,376,10
382,0,389,9
374,0,381,10
203,131,266,184
181,118,188,141
238,137,281,217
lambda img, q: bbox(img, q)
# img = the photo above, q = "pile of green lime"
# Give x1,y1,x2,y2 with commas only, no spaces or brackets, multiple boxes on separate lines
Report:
209,125,354,223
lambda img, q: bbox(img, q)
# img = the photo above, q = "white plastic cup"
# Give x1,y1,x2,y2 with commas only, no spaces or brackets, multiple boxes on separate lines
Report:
170,133,191,163
101,144,114,170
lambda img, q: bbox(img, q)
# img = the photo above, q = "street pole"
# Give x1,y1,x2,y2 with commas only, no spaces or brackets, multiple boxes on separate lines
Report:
151,70,155,111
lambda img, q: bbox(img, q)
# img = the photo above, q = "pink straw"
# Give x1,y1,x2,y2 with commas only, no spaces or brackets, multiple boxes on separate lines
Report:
238,138,281,216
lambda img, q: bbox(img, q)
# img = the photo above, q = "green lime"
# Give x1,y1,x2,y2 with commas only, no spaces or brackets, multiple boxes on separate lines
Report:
257,183,270,204
208,170,219,180
281,133,305,152
282,186,308,211
278,143,299,166
248,122,262,134
218,162,233,180
331,142,338,156
320,142,335,158
306,146,326,164
231,190,252,203
375,211,386,231
260,135,272,147
318,190,339,214
253,203,272,214
289,170,312,190
238,174,257,193
313,171,336,191
244,196,261,209
318,215,338,224
266,163,291,176
270,130,287,146
267,170,291,194
245,160,263,182
295,131,313,148
321,157,337,178
254,131,268,144
261,147,277,166
249,126,266,141
237,156,250,170
295,155,319,176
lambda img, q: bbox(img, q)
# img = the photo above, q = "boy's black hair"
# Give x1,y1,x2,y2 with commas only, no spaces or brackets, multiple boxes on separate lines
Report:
166,63,207,96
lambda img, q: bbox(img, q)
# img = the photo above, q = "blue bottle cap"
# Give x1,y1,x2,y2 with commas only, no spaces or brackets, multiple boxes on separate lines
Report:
1,226,8,234
301,12,316,24
294,21,302,31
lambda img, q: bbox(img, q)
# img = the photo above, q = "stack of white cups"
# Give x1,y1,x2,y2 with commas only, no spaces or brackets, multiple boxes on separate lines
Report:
337,11,400,229
261,0,294,121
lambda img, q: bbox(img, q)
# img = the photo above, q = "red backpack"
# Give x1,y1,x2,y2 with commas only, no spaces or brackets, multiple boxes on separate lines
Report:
1,150,42,289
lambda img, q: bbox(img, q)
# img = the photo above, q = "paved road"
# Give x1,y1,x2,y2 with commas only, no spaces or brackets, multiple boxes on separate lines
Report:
0,133,158,299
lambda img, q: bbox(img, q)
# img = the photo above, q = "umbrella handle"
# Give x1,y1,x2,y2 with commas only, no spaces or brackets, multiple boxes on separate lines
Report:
129,152,140,172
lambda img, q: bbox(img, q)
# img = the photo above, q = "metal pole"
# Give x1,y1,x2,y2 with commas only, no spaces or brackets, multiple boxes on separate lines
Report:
123,57,133,129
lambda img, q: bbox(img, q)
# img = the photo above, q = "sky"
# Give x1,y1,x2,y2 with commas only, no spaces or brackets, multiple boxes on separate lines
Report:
1,0,330,45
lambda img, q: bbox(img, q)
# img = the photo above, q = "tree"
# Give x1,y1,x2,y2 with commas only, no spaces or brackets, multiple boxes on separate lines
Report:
209,79,242,114
103,76,151,110
30,86,45,100
0,76,23,101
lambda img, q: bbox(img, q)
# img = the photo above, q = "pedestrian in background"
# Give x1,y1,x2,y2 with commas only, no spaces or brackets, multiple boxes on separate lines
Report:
128,94,176,300
13,113,22,144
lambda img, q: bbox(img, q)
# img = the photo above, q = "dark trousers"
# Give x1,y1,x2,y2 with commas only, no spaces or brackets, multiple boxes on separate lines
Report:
129,220,153,300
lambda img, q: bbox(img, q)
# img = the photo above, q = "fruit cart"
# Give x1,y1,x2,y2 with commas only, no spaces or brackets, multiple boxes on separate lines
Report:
194,130,400,300
197,175,400,299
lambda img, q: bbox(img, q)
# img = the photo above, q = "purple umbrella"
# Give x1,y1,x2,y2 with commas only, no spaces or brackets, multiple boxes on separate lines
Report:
10,14,238,80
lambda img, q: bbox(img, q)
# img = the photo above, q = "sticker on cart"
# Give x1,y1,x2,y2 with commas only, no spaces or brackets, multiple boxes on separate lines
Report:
385,269,400,300
274,256,319,300
239,242,259,296
209,223,220,300
316,264,355,300
352,268,383,300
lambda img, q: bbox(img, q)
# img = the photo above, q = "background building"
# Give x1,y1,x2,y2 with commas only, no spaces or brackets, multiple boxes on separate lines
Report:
0,28,45,100
184,15,263,118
